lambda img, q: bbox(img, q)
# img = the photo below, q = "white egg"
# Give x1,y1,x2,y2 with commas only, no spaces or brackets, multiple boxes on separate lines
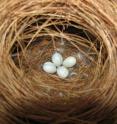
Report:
63,56,77,68
57,66,69,79
52,52,63,66
43,62,56,74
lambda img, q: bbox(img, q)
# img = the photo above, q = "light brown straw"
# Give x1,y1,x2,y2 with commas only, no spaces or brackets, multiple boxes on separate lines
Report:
0,0,117,124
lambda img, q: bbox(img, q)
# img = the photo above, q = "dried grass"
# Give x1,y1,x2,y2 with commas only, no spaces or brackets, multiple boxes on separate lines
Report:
0,0,117,124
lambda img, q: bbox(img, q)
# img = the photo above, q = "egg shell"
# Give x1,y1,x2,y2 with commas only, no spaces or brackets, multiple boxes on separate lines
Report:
57,66,69,79
63,56,77,68
43,62,56,74
52,52,63,66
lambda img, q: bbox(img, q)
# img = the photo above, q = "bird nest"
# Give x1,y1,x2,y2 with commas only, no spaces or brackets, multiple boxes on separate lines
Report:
0,0,117,124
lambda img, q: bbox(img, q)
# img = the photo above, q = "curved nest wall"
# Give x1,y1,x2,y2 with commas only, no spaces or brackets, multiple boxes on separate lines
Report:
0,0,117,124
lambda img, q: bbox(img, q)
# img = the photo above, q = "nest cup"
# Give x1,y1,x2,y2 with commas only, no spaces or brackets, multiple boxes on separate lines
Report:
0,0,117,124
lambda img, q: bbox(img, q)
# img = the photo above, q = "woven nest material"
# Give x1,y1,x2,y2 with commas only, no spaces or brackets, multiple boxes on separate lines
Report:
0,0,117,124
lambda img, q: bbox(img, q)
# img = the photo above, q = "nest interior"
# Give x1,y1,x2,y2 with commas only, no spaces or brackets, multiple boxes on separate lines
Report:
0,0,117,124
12,19,102,83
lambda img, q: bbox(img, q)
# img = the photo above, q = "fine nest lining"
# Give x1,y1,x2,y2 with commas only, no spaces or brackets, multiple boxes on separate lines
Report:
11,17,107,84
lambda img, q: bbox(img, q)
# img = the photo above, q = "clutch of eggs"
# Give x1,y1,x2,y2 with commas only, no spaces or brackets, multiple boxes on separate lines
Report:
42,52,77,79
